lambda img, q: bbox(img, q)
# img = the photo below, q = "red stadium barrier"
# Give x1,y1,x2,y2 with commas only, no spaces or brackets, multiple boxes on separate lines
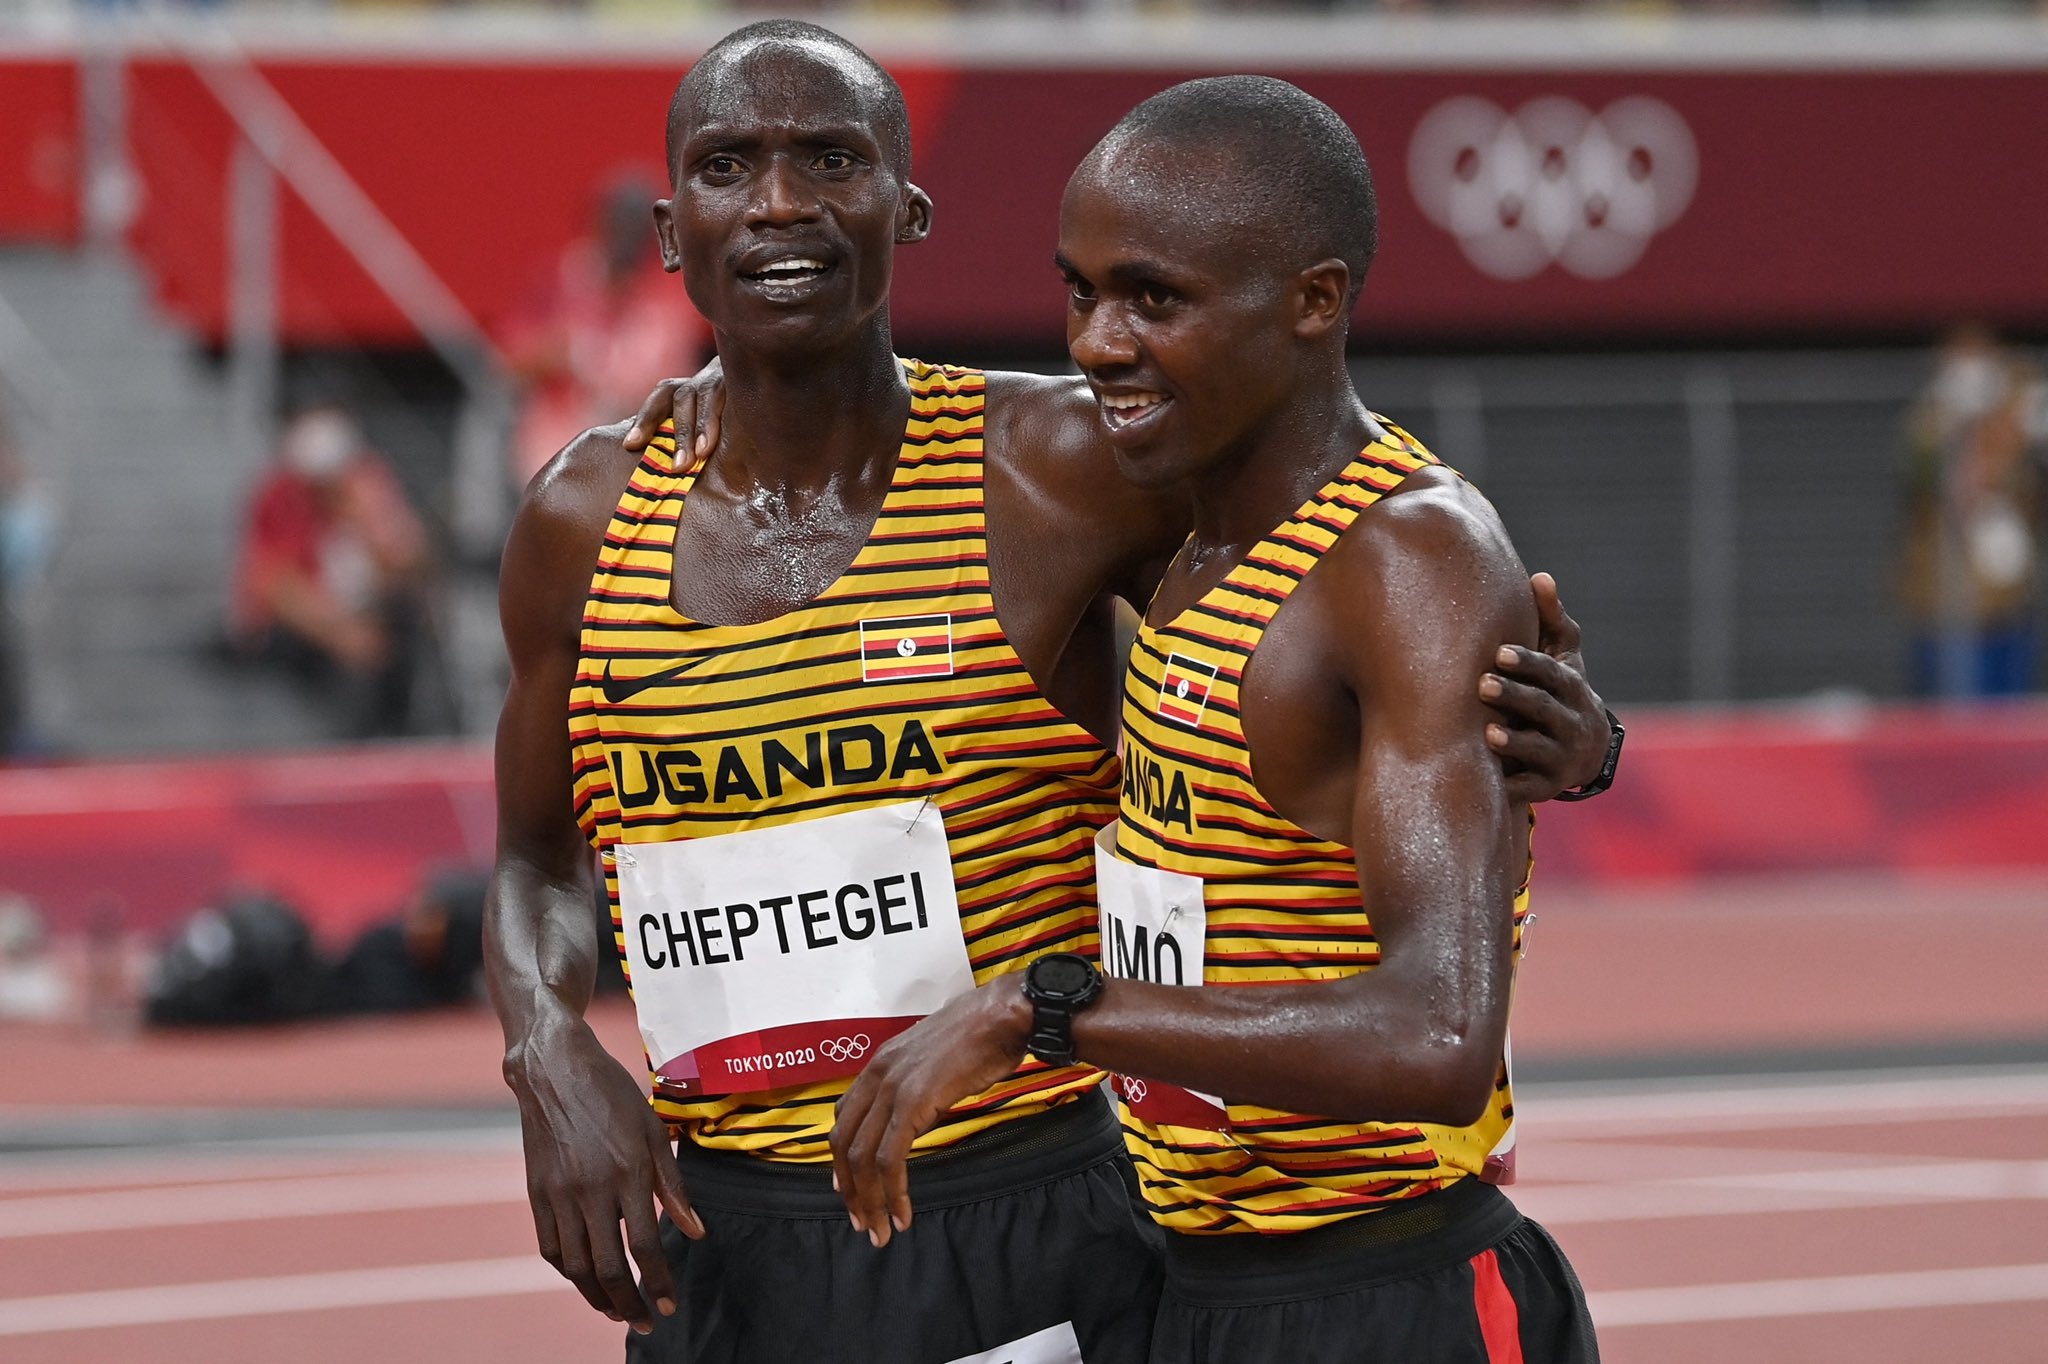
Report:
0,703,2042,943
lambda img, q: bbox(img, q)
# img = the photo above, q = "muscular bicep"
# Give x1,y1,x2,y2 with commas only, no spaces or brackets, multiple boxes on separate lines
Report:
1342,486,1534,1075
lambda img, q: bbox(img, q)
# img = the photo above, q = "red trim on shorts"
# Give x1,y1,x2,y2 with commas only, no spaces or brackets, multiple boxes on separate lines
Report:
1472,1247,1525,1364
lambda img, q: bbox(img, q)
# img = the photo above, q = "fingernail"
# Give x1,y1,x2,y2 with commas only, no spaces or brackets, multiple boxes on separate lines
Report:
848,1212,863,1233
831,1171,839,1193
1479,675,1502,699
892,1213,909,1233
606,1312,624,1322
633,1321,654,1336
695,433,709,456
1497,646,1517,667
869,1228,884,1249
1486,724,1507,746
658,1297,676,1316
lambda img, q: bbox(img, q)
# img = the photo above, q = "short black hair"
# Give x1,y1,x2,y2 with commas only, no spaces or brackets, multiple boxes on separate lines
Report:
667,21,912,179
1099,76,1377,301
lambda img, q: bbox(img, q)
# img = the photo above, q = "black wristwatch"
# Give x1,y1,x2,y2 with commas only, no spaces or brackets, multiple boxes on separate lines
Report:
1020,952,1105,1066
1554,710,1624,802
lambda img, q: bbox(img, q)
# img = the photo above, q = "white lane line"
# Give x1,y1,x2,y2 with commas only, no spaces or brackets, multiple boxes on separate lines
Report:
0,1152,476,1195
0,1257,564,1336
1590,1261,2048,1328
1519,1157,2048,1225
1522,1069,2048,1136
0,1166,529,1238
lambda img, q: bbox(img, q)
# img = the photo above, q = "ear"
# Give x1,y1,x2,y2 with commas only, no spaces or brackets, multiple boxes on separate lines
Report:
1292,258,1351,340
896,182,934,245
653,199,683,274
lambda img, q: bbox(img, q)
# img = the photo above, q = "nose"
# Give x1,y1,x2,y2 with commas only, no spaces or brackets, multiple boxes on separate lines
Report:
747,155,821,230
1068,301,1139,375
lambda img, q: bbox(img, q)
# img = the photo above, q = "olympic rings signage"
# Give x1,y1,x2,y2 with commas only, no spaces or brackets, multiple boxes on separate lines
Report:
1407,95,1699,282
819,1033,872,1064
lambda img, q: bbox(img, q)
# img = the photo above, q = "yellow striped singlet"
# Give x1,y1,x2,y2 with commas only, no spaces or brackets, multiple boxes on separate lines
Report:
1114,422,1529,1235
568,361,1116,1161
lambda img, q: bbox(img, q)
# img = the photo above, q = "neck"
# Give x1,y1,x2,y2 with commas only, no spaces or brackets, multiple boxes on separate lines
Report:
712,317,910,493
1184,357,1377,567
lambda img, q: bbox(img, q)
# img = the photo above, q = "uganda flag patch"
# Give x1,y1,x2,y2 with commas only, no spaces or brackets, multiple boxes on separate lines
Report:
860,613,954,682
1158,652,1219,728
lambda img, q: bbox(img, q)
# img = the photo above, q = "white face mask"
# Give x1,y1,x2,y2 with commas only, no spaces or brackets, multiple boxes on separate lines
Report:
1933,353,2007,424
281,411,358,479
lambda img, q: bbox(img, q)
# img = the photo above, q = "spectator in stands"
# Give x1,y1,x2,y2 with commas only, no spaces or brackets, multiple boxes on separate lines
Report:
1900,324,2046,697
0,398,54,759
504,174,707,489
229,403,433,738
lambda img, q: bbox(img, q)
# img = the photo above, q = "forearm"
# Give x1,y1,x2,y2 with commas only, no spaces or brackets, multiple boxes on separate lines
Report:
1069,967,1505,1127
485,854,604,1088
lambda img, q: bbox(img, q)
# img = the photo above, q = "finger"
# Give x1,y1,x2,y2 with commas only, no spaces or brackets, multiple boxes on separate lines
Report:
530,1194,566,1272
830,1082,880,1238
581,1202,653,1333
672,386,701,472
1487,723,1567,789
624,380,684,453
1480,670,1573,733
648,1130,706,1242
549,1197,624,1321
699,382,724,464
1529,572,1583,657
620,1188,678,1323
1502,767,1553,807
879,1112,918,1238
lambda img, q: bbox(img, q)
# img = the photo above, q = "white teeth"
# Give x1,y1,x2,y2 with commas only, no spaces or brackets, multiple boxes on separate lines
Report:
756,258,826,275
1102,393,1163,411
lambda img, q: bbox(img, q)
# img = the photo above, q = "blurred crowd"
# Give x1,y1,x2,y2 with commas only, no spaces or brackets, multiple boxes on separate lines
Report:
1899,325,2047,698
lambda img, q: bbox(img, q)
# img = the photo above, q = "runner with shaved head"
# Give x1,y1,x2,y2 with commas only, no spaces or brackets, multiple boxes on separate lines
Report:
828,77,1602,1362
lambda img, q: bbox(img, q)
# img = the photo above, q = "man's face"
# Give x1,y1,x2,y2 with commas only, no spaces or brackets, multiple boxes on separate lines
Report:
1057,140,1302,490
656,42,925,354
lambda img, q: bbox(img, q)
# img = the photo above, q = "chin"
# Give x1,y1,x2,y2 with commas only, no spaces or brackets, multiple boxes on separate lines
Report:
1111,446,1194,492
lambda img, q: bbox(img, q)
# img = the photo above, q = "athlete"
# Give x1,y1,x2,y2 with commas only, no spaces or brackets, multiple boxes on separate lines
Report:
826,79,1600,1361
487,24,1612,1364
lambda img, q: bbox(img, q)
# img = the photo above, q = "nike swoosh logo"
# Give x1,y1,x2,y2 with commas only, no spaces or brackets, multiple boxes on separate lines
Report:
599,653,717,704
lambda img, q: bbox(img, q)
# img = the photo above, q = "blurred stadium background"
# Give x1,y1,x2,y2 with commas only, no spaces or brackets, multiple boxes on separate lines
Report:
2,3,2046,1361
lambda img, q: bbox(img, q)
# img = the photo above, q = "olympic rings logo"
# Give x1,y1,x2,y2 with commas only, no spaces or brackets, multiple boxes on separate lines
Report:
820,1034,872,1063
1408,95,1698,282
1120,1076,1149,1104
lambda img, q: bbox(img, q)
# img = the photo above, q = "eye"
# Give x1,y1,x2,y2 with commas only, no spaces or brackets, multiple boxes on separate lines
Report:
1065,274,1097,303
1137,283,1179,312
816,150,858,172
701,154,743,178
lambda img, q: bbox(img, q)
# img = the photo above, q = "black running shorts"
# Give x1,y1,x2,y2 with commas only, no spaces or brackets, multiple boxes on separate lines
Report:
1149,1177,1598,1364
627,1092,1164,1364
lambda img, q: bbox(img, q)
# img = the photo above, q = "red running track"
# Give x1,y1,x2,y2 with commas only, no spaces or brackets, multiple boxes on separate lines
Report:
4,870,2046,1361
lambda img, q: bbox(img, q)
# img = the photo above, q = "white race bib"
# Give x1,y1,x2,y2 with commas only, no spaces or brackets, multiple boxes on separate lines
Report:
612,799,974,1095
1093,826,1231,1130
940,1321,1083,1364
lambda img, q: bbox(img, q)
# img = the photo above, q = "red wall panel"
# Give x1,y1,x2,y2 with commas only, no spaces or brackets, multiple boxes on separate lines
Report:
0,58,79,243
100,57,2048,349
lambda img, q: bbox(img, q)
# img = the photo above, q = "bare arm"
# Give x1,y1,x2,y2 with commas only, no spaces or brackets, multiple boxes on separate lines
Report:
829,480,1533,1242
485,426,702,1333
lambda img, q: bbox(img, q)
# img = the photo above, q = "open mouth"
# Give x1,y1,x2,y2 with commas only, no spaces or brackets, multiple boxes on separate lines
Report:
1098,389,1171,434
741,257,833,287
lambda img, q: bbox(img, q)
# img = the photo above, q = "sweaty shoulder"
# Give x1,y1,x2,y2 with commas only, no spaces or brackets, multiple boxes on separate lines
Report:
499,420,647,658
1320,463,1536,679
517,419,645,547
980,369,1188,584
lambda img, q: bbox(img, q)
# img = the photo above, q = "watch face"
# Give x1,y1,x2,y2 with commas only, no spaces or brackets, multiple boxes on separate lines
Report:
1032,954,1095,998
